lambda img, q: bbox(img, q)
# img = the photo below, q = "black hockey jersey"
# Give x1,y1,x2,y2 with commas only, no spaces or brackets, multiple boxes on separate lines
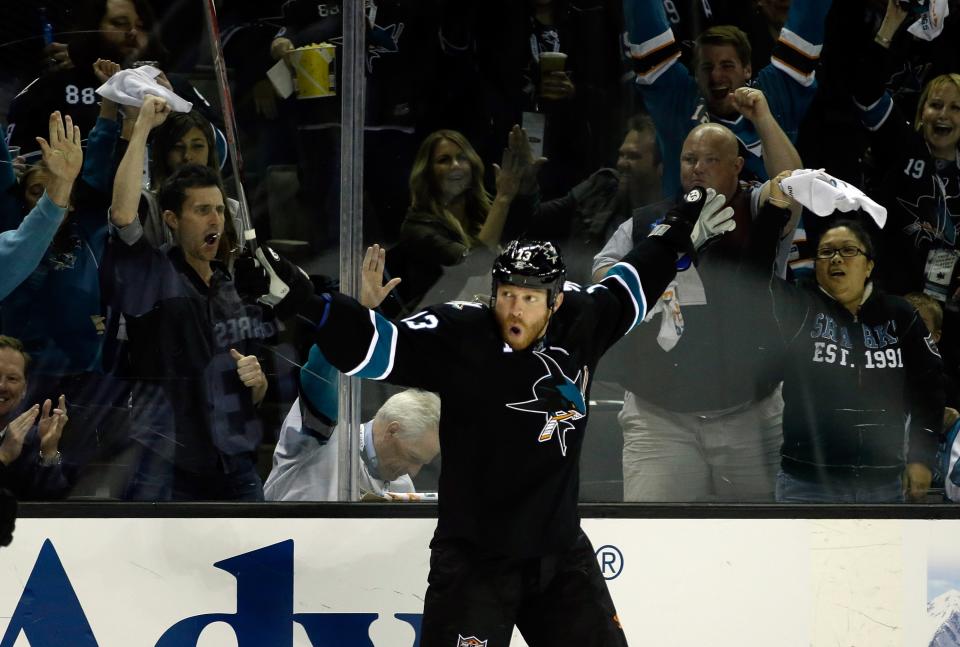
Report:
854,39,960,303
314,237,677,557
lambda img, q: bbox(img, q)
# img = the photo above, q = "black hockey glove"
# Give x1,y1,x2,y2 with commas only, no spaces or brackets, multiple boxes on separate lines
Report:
234,245,313,320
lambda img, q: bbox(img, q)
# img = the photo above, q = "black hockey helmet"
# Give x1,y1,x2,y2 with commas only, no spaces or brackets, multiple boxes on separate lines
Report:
491,239,566,308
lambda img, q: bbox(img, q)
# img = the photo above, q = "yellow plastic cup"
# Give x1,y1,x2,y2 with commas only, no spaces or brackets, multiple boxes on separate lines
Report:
290,43,336,98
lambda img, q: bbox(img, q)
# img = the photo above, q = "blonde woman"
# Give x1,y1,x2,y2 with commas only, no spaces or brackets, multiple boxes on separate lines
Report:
401,128,525,265
392,128,527,310
854,0,960,396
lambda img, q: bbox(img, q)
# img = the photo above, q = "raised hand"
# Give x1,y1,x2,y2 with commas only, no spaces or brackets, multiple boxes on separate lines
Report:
92,58,122,84
0,405,40,465
36,111,83,207
37,395,67,460
507,124,547,194
155,71,174,92
37,111,83,184
230,349,268,405
136,95,172,131
689,187,735,250
492,147,524,201
731,87,770,124
647,186,733,256
360,244,401,309
767,169,795,209
43,41,73,72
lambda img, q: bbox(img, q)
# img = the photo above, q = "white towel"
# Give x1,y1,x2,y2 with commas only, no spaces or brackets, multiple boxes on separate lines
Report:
644,281,684,351
96,65,193,113
779,168,887,228
907,0,949,41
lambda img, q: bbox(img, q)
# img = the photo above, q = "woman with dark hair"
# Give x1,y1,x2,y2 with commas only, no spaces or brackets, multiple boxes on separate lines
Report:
392,128,525,310
765,178,945,503
150,111,220,187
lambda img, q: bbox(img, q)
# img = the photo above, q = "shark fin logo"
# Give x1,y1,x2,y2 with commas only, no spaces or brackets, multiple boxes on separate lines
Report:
506,351,587,456
456,635,488,647
898,175,959,247
368,21,404,71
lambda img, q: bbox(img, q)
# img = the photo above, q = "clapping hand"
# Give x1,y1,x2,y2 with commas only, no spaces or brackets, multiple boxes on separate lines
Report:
37,395,67,461
0,405,39,466
360,244,401,309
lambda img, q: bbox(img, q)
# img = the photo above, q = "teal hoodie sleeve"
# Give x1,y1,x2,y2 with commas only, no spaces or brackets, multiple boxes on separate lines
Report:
0,193,66,300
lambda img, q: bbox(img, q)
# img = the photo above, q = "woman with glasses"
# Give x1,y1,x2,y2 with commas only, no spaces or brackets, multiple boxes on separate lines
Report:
765,180,945,503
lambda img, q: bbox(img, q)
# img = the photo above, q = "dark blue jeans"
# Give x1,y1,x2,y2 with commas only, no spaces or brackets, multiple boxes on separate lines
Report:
124,446,264,502
775,470,904,503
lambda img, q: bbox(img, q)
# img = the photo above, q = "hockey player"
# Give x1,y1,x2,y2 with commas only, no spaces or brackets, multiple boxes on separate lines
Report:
251,187,733,645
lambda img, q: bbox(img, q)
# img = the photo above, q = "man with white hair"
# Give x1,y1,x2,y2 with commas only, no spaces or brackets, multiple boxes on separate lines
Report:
264,346,441,501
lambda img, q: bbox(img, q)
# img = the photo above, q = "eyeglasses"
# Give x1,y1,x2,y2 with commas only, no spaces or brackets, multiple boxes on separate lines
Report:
815,245,868,260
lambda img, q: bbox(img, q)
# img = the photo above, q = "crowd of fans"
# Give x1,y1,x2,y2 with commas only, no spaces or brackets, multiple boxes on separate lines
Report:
0,0,959,504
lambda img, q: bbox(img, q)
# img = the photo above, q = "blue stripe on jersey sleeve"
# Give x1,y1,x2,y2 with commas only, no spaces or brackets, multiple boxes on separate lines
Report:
602,262,648,330
345,310,398,380
855,92,894,132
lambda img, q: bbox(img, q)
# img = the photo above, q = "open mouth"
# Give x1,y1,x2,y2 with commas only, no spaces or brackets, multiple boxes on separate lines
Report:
933,124,955,137
710,86,730,101
203,232,221,246
829,269,845,277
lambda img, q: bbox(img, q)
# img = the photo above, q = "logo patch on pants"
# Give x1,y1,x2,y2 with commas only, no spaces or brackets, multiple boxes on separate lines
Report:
457,635,488,647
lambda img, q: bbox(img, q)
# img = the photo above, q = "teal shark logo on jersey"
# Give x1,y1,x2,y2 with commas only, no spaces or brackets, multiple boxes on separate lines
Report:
506,351,587,456
899,175,959,247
